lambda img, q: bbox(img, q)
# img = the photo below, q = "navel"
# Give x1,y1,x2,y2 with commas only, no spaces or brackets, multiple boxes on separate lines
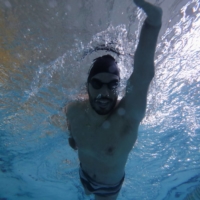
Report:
106,146,115,155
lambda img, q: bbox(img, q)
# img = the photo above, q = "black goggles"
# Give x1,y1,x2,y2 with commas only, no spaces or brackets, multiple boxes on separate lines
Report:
89,78,119,90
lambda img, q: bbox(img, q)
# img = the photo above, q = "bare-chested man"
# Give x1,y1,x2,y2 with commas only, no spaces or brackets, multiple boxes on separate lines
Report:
66,1,162,199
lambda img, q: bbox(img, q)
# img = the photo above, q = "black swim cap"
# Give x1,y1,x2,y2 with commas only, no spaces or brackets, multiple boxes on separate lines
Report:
87,55,120,83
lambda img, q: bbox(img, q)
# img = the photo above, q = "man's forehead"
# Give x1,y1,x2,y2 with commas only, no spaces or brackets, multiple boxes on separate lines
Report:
91,73,120,81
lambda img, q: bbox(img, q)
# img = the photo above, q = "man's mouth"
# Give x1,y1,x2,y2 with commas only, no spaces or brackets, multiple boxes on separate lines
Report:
96,99,110,107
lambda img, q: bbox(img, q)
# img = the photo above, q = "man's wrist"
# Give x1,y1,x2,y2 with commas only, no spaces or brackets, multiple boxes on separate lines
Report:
134,0,145,8
140,2,163,27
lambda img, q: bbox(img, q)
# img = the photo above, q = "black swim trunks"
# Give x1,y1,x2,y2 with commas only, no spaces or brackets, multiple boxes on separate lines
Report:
79,164,125,197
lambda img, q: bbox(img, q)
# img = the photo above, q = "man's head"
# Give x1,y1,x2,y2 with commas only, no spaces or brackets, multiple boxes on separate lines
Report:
87,55,120,115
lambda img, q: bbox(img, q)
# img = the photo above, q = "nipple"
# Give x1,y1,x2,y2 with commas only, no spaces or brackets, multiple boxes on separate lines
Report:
117,108,126,116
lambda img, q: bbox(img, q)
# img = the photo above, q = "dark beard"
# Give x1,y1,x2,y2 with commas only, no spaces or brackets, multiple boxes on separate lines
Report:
88,93,117,115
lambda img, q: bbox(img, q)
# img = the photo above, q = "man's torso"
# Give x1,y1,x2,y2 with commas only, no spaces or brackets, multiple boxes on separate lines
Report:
68,100,140,184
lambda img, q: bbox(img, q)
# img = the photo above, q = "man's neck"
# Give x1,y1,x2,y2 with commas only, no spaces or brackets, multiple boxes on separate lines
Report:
86,101,110,125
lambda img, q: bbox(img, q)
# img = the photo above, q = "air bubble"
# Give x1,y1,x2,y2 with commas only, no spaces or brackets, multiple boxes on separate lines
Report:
49,0,57,8
4,0,11,8
67,5,71,11
102,121,110,129
117,108,126,116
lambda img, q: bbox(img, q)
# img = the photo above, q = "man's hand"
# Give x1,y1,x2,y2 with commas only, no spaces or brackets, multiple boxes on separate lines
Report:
133,0,145,8
68,137,78,150
133,0,162,27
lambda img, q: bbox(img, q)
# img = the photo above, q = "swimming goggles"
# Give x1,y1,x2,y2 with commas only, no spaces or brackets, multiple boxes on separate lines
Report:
90,78,119,90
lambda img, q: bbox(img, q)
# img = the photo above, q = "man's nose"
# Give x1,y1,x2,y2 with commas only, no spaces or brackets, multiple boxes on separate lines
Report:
99,84,110,96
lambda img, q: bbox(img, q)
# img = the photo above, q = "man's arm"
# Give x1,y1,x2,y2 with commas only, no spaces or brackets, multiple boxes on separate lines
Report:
120,0,162,121
67,118,78,150
134,0,162,26
133,0,162,77
65,103,78,150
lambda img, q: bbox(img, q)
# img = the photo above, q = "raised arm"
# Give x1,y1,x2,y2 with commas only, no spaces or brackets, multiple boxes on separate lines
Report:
133,0,162,78
134,0,162,26
120,0,162,121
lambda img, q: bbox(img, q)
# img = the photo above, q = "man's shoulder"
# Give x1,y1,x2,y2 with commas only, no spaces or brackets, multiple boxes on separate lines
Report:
65,99,87,117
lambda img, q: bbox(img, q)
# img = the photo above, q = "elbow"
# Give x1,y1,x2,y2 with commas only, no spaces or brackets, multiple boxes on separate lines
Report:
148,64,155,80
150,69,155,79
143,67,155,81
143,69,155,84
133,61,155,82
148,71,155,84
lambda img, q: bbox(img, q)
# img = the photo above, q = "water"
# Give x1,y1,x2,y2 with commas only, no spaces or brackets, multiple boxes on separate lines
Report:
0,0,200,199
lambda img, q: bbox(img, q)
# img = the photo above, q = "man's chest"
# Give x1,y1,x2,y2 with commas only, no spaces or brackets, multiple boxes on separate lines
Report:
70,114,138,156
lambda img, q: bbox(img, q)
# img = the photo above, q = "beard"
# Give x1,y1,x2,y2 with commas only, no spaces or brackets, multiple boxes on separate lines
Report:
88,92,118,115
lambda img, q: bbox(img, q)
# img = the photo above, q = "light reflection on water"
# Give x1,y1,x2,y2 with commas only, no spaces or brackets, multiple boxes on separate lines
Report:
0,0,200,199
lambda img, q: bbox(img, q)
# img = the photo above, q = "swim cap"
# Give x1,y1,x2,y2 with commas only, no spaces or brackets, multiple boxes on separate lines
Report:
87,55,120,82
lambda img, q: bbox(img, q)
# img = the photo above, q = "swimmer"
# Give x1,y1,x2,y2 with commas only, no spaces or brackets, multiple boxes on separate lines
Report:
66,1,162,199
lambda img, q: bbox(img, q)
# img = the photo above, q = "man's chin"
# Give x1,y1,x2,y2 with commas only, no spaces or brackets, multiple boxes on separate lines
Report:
94,109,111,115
93,102,116,115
